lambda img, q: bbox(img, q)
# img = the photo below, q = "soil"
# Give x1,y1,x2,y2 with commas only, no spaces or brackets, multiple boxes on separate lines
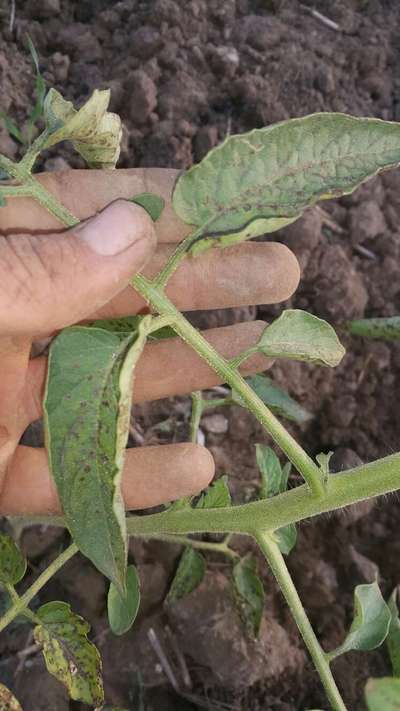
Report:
1,1,400,709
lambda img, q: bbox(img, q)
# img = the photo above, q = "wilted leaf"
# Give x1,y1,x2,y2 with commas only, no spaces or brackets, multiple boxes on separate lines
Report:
173,113,400,253
256,445,286,498
0,534,27,585
34,601,104,706
108,565,140,636
387,588,400,677
365,677,400,710
0,683,22,710
328,582,391,660
234,374,312,424
349,316,400,342
43,88,121,168
167,547,206,603
196,476,231,509
256,310,345,367
44,318,152,592
130,193,165,221
232,556,265,638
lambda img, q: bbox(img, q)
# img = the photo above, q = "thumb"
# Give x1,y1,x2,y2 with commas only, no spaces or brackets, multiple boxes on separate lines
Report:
0,200,156,337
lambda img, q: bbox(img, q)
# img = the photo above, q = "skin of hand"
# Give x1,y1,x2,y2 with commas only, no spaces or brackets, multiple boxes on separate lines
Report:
0,168,300,515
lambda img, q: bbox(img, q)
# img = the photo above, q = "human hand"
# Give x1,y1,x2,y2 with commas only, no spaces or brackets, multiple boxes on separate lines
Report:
0,168,300,515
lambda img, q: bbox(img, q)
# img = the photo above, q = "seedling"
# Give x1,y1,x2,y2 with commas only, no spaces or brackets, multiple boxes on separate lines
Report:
2,75,400,710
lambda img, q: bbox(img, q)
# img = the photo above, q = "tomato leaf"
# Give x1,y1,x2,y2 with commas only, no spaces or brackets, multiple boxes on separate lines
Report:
167,547,206,604
255,446,296,555
129,193,165,221
232,556,265,638
0,534,27,585
365,677,400,710
173,113,400,253
195,476,231,509
44,318,152,593
328,582,391,660
34,601,104,706
233,374,312,424
0,683,22,710
107,565,141,636
387,588,400,677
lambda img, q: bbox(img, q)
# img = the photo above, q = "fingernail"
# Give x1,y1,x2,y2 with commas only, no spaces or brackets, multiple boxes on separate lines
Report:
76,200,151,256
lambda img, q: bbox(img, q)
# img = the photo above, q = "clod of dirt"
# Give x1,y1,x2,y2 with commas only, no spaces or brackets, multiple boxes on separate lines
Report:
15,664,69,710
25,0,61,19
131,26,164,60
128,69,158,125
167,571,304,690
202,414,229,435
349,200,387,245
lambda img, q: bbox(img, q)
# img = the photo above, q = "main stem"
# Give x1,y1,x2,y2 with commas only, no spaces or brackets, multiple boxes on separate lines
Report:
256,532,347,711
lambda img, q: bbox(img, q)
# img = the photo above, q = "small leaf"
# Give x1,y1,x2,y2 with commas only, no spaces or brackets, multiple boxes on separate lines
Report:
365,677,400,710
108,565,140,636
316,451,334,485
256,310,345,367
43,88,122,168
167,496,194,512
0,534,27,585
349,316,400,342
173,113,400,253
0,683,22,710
232,556,265,638
130,193,165,221
328,582,391,660
44,318,152,592
167,547,206,603
255,444,286,498
233,374,312,424
196,476,231,509
275,524,297,556
34,601,104,706
387,588,400,677
0,114,24,144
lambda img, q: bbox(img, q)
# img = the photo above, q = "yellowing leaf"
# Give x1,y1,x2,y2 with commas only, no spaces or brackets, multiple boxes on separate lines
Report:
0,683,22,710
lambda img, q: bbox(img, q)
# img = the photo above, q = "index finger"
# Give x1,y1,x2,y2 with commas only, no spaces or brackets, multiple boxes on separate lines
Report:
1,168,190,243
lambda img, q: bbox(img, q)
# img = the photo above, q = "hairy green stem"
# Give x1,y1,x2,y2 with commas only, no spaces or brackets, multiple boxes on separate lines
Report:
256,532,347,711
190,391,203,442
132,531,238,559
154,230,202,288
0,544,78,633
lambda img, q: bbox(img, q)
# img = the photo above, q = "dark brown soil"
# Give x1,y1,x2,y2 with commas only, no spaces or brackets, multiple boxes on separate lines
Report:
1,1,400,709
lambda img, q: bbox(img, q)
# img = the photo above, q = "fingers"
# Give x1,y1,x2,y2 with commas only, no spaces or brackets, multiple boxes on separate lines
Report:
26,321,272,422
0,443,215,515
92,241,300,318
1,168,189,244
0,201,156,337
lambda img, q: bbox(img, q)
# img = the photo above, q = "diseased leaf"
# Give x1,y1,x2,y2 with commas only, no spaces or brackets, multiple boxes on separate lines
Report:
256,445,286,498
275,524,297,556
328,582,391,661
365,677,400,710
0,534,27,585
196,476,231,509
108,565,140,636
232,556,265,638
44,318,152,592
387,588,400,677
349,316,400,342
43,88,121,168
130,193,165,221
256,310,345,367
173,113,400,253
167,547,206,603
0,683,22,710
34,601,104,706
233,374,312,424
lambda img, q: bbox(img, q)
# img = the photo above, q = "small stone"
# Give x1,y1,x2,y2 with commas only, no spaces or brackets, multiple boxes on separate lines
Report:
131,26,163,60
202,414,229,435
211,46,240,77
127,70,158,125
43,156,71,172
50,52,70,83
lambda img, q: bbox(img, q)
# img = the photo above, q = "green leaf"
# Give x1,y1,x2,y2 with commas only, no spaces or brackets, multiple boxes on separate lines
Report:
167,547,206,603
387,588,400,677
316,451,334,485
256,310,345,367
0,683,22,710
43,88,122,168
91,315,175,341
130,193,165,221
275,523,297,556
234,374,312,424
328,582,391,661
173,112,400,253
365,678,400,710
107,565,140,636
44,318,152,592
196,476,231,509
255,444,287,498
0,534,27,585
0,114,24,144
232,556,265,638
349,316,400,342
34,601,104,706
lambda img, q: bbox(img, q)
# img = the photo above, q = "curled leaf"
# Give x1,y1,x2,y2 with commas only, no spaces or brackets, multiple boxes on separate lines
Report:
167,547,206,604
34,601,104,706
0,534,27,585
108,565,141,636
256,310,345,367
